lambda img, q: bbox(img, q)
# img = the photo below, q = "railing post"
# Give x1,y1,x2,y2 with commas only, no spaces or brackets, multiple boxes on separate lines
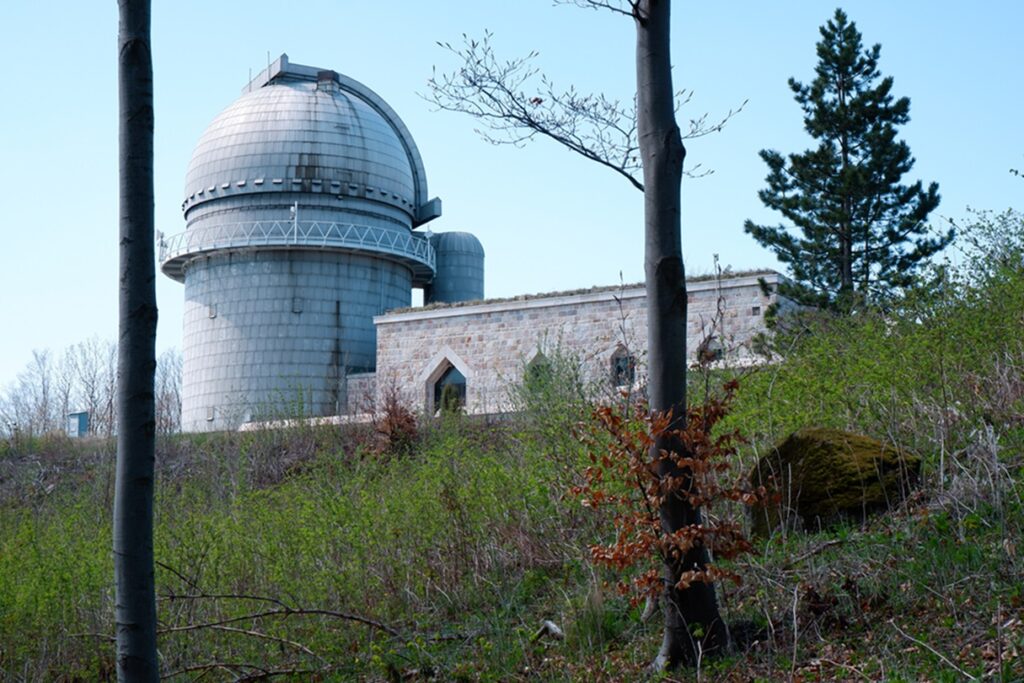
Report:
291,202,299,245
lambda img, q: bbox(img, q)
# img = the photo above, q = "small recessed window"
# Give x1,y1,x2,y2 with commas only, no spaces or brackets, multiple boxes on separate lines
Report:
433,365,466,414
610,347,636,387
206,406,215,422
525,352,552,386
752,305,761,316
292,297,303,314
697,337,724,364
208,304,217,319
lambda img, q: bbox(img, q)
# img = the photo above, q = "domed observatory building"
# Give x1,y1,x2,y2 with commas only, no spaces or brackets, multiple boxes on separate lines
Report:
161,55,483,431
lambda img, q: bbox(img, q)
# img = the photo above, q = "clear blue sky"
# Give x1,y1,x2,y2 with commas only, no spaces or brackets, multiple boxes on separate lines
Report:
1,1,1021,385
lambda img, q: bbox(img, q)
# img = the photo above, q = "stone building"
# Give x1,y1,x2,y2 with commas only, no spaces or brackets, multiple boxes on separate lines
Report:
163,55,789,431
360,271,790,416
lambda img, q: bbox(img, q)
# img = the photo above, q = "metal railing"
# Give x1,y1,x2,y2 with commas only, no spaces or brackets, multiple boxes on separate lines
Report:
159,220,435,281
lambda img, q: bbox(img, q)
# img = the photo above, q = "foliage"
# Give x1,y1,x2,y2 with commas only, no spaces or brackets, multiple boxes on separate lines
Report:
0,408,589,680
508,342,595,479
729,217,1024,466
371,384,419,457
953,208,1024,285
5,212,1024,680
744,8,950,309
1,351,1023,680
439,382,464,415
572,381,765,603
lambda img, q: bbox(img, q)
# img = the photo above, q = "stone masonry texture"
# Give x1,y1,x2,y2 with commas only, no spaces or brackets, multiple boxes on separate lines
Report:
373,272,789,415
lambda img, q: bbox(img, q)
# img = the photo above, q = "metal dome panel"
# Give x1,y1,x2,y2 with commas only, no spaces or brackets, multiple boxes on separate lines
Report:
184,77,415,216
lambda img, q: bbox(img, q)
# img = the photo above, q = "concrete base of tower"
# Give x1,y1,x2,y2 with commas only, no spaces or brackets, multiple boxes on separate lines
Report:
180,249,411,431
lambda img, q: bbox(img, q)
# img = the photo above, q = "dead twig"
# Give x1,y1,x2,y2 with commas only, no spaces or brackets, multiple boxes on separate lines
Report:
159,592,292,610
783,539,844,569
156,559,202,592
161,661,259,679
69,631,115,642
889,619,979,681
205,625,323,661
818,658,873,682
159,607,403,639
161,661,327,681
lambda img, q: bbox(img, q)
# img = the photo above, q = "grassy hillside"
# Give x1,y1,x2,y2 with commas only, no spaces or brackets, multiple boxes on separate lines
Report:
3,212,1023,681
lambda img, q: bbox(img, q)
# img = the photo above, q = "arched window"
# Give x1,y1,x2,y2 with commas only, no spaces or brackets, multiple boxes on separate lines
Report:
525,352,552,386
610,346,636,387
433,364,466,414
696,335,724,364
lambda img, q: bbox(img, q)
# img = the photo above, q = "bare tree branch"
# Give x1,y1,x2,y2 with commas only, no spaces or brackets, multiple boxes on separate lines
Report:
427,32,644,190
425,32,744,190
205,625,323,661
159,591,292,610
162,661,327,681
158,607,404,639
554,0,636,19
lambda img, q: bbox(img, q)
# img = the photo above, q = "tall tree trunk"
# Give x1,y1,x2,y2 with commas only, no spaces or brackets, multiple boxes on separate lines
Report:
635,0,727,669
840,147,854,296
114,1,159,679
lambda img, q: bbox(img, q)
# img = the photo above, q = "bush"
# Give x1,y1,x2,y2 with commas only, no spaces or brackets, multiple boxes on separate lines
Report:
573,380,764,602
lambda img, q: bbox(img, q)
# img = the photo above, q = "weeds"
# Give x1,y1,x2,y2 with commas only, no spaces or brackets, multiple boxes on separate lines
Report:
3,214,1024,680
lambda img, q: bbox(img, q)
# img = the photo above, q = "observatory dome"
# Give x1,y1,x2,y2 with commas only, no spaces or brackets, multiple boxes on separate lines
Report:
430,230,485,256
162,54,485,432
180,54,437,225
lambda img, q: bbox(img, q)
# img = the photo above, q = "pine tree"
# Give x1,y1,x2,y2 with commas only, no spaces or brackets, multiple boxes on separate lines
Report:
745,8,950,309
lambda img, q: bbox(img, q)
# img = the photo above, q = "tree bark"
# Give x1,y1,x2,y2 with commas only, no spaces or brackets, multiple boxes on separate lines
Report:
635,0,727,668
114,1,159,679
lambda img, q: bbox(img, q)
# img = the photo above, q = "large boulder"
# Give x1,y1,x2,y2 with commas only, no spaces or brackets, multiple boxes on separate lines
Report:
749,427,920,537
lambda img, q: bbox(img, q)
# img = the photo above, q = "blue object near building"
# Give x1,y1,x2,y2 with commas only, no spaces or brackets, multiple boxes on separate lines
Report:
67,412,89,438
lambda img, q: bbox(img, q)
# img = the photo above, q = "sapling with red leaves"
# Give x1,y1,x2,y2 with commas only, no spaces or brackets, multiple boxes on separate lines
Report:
572,380,768,610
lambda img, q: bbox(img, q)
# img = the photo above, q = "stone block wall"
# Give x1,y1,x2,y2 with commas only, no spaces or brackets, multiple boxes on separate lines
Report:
344,372,377,415
373,272,787,415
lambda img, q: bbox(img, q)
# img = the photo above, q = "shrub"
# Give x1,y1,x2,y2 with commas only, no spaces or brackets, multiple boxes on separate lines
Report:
572,380,766,603
372,385,419,457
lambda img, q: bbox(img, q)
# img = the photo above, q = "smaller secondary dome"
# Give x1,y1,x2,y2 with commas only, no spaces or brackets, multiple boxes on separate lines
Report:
429,231,485,256
425,231,485,304
182,55,440,224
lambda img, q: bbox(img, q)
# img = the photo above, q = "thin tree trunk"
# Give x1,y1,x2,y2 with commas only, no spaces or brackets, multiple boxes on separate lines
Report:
839,81,854,297
635,0,726,669
114,0,159,679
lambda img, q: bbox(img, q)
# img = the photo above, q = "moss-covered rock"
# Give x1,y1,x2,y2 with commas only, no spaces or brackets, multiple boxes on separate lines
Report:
749,427,920,537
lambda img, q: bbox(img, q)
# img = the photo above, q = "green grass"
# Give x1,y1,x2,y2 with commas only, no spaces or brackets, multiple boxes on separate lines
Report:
3,396,1021,681
3,214,1024,680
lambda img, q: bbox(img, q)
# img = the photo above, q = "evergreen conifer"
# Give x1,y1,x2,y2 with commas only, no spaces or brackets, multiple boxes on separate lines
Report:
745,9,950,309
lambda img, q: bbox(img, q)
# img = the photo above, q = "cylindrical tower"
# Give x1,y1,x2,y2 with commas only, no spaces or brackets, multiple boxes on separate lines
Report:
162,55,441,430
424,231,485,304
